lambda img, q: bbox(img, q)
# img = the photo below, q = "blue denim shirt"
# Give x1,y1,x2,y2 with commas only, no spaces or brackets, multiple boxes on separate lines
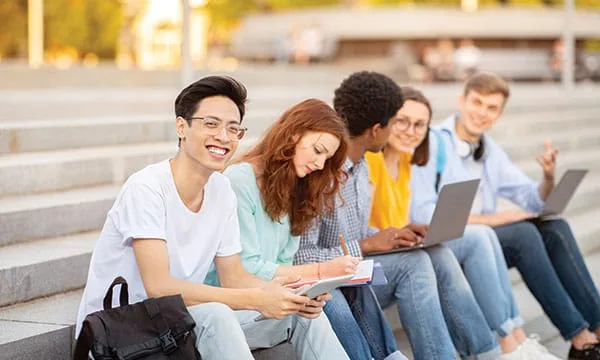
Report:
410,115,544,224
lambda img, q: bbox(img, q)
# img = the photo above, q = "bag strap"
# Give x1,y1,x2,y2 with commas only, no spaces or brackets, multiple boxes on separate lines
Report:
103,276,129,310
143,298,178,354
432,129,447,193
73,321,93,360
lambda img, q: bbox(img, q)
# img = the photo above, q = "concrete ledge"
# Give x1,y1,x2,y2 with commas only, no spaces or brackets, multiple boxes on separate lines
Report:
0,186,119,246
0,321,72,360
0,233,97,307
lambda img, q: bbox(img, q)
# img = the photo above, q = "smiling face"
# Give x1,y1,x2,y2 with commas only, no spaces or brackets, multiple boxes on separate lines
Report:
176,95,241,172
457,90,506,140
292,131,341,178
388,100,430,153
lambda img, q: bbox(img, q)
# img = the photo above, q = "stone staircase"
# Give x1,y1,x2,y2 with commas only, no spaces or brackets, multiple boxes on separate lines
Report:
1,79,599,359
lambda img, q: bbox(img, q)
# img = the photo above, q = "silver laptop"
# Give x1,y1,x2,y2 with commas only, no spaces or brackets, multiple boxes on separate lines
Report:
537,169,588,218
368,179,480,255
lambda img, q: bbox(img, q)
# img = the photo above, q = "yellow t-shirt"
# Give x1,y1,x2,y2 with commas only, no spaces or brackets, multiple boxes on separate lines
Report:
365,151,412,231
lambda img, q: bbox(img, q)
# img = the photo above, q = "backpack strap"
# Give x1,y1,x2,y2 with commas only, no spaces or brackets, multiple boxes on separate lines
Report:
103,276,129,310
432,129,447,193
73,321,93,360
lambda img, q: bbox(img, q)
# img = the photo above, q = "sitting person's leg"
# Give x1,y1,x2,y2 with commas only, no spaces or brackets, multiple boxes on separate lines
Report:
187,302,254,360
426,245,501,360
538,218,600,334
236,308,349,360
445,225,522,353
323,288,374,360
371,250,458,360
494,220,598,350
341,285,407,360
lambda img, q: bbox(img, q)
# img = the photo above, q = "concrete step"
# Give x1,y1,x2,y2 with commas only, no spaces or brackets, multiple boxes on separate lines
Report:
3,98,598,154
503,126,600,162
492,107,600,136
0,137,258,197
0,108,277,154
0,185,119,247
0,290,80,360
0,232,97,307
519,148,600,176
0,143,177,197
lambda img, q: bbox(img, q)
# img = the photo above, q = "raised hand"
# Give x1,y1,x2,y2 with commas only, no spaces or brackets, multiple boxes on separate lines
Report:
536,138,559,180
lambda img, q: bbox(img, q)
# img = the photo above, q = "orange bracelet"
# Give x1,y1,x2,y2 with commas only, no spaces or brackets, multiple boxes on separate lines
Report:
317,263,321,280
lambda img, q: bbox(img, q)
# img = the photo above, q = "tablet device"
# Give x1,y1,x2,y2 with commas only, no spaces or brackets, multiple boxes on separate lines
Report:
254,274,354,321
294,274,354,299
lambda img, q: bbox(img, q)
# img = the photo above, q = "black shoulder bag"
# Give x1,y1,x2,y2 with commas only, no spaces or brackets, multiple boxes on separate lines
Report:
74,277,201,360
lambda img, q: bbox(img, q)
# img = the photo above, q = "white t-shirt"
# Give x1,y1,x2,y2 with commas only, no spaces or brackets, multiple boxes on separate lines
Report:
75,159,241,336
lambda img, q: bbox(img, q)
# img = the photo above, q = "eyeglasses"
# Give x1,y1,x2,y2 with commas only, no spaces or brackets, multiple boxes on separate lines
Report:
393,117,428,135
188,116,247,141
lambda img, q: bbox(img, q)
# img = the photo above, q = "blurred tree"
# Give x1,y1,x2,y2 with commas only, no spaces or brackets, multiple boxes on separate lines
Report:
0,0,27,57
45,0,123,58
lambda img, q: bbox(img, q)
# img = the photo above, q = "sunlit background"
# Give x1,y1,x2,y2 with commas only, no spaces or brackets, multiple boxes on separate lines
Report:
1,0,599,85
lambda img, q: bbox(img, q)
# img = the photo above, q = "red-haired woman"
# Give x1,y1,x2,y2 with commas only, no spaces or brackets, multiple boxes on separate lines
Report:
205,99,406,360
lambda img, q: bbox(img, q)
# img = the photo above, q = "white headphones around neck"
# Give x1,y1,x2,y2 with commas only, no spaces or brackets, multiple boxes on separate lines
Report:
456,138,485,161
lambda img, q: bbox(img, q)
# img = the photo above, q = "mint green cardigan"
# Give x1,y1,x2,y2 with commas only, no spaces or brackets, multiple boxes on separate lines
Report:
204,162,299,286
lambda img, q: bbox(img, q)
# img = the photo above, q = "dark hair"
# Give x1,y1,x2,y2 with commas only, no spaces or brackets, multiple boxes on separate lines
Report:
333,71,404,137
174,76,247,146
464,72,510,100
238,99,349,236
399,86,433,167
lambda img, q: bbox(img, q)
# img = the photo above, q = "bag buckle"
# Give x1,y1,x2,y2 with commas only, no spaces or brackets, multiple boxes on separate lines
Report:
159,330,178,354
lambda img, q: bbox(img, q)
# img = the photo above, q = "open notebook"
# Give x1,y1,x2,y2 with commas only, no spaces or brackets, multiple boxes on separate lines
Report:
286,260,386,289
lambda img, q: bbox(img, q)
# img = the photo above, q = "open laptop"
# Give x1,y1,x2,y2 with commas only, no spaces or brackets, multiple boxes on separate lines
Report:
535,169,588,218
368,178,480,255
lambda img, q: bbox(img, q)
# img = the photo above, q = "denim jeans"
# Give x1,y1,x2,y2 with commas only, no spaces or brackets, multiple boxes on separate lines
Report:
445,224,524,337
187,302,349,360
494,218,600,340
370,248,500,360
325,286,407,360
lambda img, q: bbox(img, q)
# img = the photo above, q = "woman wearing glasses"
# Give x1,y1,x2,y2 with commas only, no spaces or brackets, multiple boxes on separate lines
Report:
366,87,559,360
205,98,408,360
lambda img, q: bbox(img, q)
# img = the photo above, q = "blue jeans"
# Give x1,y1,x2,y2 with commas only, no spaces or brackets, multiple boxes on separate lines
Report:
494,218,600,340
325,286,407,360
445,224,524,337
188,302,349,360
371,248,500,360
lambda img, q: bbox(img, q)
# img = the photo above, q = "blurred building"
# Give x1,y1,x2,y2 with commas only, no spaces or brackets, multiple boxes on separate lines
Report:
124,0,207,69
230,6,600,81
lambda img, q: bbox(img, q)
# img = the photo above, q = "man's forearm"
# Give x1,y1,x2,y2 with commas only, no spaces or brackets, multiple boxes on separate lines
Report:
539,176,555,201
468,214,499,227
145,276,260,310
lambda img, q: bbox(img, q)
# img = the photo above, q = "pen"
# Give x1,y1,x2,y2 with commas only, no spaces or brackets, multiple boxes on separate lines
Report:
339,234,349,256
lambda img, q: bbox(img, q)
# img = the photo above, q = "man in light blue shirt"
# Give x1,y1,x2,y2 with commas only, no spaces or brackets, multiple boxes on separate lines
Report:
411,72,600,360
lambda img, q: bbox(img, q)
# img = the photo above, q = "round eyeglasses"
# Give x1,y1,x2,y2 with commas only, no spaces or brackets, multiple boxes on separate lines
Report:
393,117,428,135
188,116,247,141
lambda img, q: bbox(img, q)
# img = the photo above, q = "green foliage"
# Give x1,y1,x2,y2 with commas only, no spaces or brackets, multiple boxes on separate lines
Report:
0,0,27,57
44,0,123,58
0,0,122,59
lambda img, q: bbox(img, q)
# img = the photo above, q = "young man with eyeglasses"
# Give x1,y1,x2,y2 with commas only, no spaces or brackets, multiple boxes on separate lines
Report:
411,72,600,360
76,76,348,360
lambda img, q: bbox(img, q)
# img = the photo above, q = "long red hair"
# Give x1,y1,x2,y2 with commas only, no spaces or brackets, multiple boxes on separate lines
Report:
238,99,348,236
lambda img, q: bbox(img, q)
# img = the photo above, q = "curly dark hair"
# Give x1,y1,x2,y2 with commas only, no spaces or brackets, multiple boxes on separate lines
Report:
238,99,349,236
333,71,404,137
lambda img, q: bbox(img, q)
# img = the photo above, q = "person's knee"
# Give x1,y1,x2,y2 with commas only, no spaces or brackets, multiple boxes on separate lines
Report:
461,225,495,255
427,247,464,282
188,302,238,332
547,218,573,237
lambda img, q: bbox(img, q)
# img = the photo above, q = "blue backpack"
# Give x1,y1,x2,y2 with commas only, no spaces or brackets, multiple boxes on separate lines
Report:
431,129,447,193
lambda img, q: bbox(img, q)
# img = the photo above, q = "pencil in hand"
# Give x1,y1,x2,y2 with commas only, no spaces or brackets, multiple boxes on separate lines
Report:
339,234,349,256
